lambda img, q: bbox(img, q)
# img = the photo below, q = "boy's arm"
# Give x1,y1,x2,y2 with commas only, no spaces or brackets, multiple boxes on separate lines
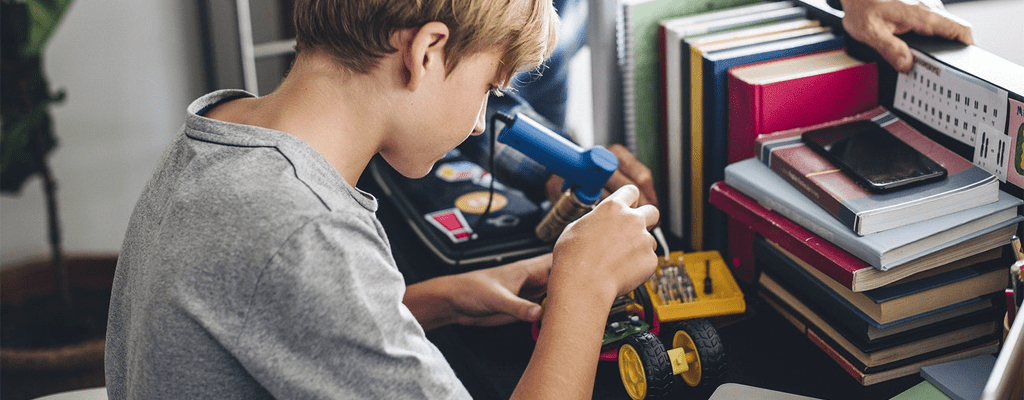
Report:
513,185,660,399
403,254,552,332
406,186,658,399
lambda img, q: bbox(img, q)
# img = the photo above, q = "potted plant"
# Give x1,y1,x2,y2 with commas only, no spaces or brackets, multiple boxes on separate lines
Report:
1,1,116,399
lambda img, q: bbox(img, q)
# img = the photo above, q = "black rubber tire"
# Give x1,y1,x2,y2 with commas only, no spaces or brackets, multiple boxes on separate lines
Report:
619,331,674,400
658,318,727,390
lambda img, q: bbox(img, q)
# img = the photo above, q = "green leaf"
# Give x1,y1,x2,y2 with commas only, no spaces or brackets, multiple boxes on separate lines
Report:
23,0,75,57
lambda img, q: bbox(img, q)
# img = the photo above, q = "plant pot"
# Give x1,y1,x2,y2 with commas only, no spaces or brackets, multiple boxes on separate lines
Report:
1,254,118,400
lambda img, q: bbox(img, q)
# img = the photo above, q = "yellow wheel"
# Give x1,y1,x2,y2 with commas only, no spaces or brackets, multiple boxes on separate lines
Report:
619,343,647,400
659,319,726,389
618,332,673,400
671,329,702,387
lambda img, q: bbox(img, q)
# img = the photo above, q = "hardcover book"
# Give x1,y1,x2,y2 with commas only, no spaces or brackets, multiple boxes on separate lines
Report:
699,30,845,253
724,158,1022,270
919,354,997,400
658,1,809,240
679,16,828,250
708,181,1016,292
756,236,1003,344
618,0,755,206
758,273,1000,386
755,106,1000,236
726,48,878,165
763,238,1007,325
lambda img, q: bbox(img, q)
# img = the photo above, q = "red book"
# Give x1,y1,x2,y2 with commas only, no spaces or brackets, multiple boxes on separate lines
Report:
755,107,999,236
726,48,878,164
709,181,872,290
725,49,877,277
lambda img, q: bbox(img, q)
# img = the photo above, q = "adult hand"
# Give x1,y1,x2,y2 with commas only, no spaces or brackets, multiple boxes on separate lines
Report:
840,0,973,72
405,254,552,331
544,144,659,210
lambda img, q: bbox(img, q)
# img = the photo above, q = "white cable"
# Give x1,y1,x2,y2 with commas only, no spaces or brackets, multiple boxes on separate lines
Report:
651,227,670,259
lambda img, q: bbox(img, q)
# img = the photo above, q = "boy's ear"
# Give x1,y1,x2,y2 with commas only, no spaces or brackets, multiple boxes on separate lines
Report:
404,21,450,92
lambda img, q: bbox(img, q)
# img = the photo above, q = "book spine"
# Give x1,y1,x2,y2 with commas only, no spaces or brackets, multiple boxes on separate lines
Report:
725,71,761,281
726,72,761,164
662,27,686,240
620,4,638,156
755,238,877,335
806,328,871,385
709,182,865,289
689,46,706,250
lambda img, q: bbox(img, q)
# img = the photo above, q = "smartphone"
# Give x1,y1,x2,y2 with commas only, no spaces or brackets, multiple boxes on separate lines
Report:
801,120,947,193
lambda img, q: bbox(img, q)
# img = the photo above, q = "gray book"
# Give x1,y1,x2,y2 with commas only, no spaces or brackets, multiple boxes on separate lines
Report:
920,354,997,400
724,158,1022,271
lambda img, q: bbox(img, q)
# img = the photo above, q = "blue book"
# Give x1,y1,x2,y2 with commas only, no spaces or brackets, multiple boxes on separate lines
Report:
761,231,1007,325
699,31,845,253
754,236,1001,346
758,269,1000,373
660,2,809,242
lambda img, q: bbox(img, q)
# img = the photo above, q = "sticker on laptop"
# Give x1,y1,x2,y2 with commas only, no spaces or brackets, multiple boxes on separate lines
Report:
424,208,473,243
435,161,483,183
455,191,507,214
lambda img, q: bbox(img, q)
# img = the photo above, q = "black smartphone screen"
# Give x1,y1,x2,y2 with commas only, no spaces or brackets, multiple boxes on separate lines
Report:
801,120,947,193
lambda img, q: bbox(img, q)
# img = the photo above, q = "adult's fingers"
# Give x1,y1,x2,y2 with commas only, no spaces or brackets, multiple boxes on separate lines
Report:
604,170,655,206
871,28,915,73
914,7,974,45
606,145,659,207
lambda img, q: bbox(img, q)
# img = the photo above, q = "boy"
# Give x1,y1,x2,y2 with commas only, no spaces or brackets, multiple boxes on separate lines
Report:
105,0,659,399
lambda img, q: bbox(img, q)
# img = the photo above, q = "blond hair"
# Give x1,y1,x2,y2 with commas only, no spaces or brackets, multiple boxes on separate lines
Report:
293,0,558,86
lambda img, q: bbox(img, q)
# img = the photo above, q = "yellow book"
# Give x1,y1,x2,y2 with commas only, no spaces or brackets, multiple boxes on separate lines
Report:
683,19,822,250
689,45,705,251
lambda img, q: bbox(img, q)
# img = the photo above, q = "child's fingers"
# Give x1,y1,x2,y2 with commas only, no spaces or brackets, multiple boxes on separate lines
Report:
637,204,660,230
605,184,640,207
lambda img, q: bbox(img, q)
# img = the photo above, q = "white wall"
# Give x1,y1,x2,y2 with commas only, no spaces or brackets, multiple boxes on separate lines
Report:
0,0,206,266
945,0,1024,68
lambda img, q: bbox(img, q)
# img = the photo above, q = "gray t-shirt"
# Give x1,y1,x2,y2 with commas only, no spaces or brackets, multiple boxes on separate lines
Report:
105,90,471,399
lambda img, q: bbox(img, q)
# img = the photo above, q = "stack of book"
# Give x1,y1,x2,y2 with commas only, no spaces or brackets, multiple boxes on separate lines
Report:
621,0,879,274
608,0,1024,389
709,106,1021,385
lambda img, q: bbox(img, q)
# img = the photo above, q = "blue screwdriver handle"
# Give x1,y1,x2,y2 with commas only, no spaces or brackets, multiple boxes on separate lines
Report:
496,114,618,205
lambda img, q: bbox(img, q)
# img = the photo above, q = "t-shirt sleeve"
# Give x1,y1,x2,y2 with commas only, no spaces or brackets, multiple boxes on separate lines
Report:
230,214,471,399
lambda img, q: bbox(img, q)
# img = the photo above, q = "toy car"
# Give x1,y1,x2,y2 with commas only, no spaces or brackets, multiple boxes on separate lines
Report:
532,250,746,400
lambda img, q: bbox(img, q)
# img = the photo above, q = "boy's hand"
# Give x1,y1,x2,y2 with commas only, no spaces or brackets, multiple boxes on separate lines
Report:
841,0,973,72
544,144,659,210
445,254,552,327
549,185,660,299
405,254,552,331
